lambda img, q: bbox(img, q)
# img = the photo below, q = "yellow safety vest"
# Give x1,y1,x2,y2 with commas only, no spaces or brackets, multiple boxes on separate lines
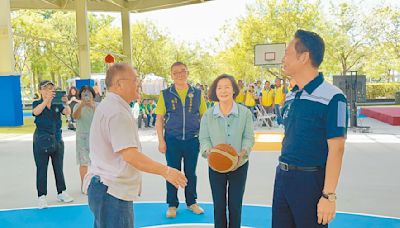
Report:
235,88,245,103
261,89,274,107
244,91,256,107
275,86,286,105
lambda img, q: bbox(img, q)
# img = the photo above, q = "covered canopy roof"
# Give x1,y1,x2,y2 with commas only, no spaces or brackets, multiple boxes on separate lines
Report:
11,0,212,12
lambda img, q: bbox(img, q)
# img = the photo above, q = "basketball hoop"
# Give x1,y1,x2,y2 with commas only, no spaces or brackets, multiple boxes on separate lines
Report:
254,43,285,67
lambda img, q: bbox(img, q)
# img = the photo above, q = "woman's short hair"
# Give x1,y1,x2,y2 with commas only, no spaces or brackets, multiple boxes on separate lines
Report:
208,74,239,102
77,85,96,100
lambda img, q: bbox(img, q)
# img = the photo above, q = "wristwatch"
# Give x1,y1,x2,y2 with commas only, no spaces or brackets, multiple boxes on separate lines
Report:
322,192,337,202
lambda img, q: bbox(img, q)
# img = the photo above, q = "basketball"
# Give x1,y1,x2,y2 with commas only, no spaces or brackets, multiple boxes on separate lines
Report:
208,144,239,173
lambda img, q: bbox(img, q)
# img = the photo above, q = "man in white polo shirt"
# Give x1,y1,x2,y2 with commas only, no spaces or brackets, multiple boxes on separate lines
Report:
83,63,187,228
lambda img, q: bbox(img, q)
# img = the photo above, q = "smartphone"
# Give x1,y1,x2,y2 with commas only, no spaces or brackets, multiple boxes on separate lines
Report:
52,90,66,105
83,91,90,102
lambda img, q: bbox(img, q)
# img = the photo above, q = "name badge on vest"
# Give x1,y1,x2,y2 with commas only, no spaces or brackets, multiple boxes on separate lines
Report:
188,93,194,112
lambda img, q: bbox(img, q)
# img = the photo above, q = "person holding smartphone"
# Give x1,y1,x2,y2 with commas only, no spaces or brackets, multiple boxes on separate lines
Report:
32,80,74,209
72,86,96,191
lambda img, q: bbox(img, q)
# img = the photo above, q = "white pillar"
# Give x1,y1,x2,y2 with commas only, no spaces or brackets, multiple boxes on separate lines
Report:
76,0,91,79
121,8,132,64
0,0,15,75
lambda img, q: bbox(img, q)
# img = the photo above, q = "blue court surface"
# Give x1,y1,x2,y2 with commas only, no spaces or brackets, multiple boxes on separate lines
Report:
0,202,399,228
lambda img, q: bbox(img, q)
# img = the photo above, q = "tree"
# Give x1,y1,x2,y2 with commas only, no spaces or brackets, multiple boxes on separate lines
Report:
216,0,325,82
323,2,368,76
363,5,400,81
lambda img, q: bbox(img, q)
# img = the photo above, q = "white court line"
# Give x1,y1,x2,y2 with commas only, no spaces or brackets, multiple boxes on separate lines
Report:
1,201,399,220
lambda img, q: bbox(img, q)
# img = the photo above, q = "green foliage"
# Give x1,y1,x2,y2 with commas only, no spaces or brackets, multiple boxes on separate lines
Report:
10,0,400,100
366,83,400,99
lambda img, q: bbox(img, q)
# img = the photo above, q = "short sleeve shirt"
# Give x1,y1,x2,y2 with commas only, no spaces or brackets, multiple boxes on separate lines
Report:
73,104,95,134
83,92,142,201
32,100,65,141
155,87,207,116
280,73,348,167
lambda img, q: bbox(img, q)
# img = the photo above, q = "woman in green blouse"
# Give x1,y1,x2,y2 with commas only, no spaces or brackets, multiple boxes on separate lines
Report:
199,74,255,228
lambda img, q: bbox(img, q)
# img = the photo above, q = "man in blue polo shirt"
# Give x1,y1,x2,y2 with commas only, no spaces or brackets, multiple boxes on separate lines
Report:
272,30,347,228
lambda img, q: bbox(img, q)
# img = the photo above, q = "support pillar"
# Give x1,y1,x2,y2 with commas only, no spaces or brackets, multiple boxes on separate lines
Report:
76,0,91,79
0,0,23,126
121,8,132,64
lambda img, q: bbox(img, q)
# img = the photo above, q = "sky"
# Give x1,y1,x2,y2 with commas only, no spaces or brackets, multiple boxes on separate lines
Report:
99,0,400,49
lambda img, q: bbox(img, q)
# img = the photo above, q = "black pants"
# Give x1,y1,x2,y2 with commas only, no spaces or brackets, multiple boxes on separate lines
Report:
33,134,67,197
209,162,249,228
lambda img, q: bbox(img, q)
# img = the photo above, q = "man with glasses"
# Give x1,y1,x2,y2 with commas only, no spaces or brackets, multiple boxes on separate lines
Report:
155,62,207,218
84,63,187,227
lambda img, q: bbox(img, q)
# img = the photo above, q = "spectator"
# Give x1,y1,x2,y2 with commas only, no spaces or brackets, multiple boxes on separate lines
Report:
32,80,74,209
67,86,79,130
72,85,96,191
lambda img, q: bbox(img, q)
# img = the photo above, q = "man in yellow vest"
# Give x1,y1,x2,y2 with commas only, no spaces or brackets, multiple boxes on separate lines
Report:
235,80,245,104
260,80,275,113
274,78,287,126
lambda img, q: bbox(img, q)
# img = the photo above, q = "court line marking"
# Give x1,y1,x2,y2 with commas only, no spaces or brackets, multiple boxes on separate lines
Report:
1,201,399,220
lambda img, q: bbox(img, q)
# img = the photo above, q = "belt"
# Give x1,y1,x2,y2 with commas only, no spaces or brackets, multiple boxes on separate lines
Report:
279,162,322,172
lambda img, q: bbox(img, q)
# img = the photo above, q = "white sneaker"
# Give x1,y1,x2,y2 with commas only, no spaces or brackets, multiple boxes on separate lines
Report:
38,195,48,209
57,191,74,203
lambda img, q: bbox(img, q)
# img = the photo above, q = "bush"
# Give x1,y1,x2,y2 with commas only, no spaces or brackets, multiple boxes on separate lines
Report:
366,83,400,99
141,93,159,101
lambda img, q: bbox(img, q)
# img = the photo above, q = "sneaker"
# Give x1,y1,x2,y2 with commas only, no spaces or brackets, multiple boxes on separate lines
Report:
188,204,204,215
166,207,177,218
57,191,74,203
38,195,48,209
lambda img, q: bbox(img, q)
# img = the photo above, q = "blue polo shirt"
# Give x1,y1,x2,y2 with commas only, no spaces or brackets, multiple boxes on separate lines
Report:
32,100,65,141
280,73,348,167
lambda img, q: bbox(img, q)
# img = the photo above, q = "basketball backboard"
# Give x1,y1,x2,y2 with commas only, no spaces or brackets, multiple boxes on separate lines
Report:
254,43,286,66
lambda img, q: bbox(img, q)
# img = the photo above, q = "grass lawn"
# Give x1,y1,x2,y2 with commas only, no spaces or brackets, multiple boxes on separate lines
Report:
0,117,67,135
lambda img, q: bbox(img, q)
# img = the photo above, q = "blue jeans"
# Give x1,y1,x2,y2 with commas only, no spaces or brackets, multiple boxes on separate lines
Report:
209,162,249,228
272,166,327,228
165,136,199,208
274,105,283,125
88,176,134,228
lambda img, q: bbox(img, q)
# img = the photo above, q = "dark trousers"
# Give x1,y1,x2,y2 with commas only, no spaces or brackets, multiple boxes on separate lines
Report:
138,114,148,128
88,176,133,228
33,136,66,197
146,114,151,127
165,136,199,207
152,114,156,126
209,162,249,228
272,166,327,228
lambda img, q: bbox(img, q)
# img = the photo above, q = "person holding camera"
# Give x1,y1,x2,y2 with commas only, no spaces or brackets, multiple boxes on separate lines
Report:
72,86,96,191
32,80,74,209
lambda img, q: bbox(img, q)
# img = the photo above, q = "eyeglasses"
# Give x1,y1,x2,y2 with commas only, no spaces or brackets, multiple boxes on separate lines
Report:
172,70,188,76
118,77,138,84
40,85,55,90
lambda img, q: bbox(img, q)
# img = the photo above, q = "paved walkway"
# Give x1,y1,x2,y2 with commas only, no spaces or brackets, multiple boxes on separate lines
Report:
0,117,399,218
